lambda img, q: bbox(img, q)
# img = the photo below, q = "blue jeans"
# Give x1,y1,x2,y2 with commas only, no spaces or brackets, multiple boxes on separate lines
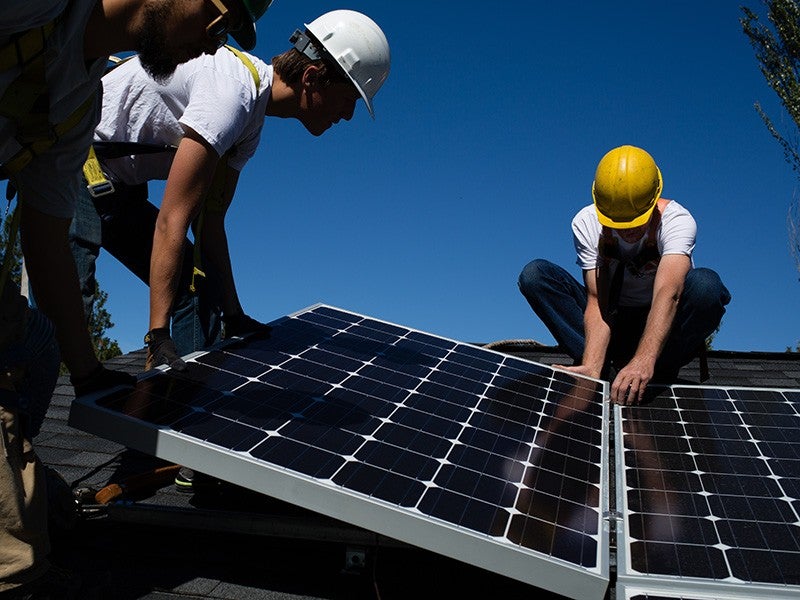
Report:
0,285,60,438
517,259,731,378
68,181,222,356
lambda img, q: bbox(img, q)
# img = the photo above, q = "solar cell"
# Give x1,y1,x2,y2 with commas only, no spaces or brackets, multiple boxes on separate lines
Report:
69,304,610,600
616,384,800,599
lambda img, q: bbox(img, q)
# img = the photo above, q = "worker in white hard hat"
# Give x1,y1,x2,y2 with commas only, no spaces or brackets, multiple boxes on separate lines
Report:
518,145,730,405
68,10,391,372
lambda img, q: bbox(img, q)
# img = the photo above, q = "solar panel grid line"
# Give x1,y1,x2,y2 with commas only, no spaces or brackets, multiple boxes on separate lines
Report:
615,384,800,600
302,309,597,549
289,310,493,504
255,310,608,596
69,304,610,600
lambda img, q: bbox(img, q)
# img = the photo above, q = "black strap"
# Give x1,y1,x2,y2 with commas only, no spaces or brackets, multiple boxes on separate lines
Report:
598,207,663,321
91,141,176,160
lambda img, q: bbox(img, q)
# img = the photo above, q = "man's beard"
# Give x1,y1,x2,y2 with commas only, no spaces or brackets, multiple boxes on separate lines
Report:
136,1,180,84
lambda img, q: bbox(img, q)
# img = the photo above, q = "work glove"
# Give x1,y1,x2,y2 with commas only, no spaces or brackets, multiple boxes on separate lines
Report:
144,328,188,372
71,364,136,398
221,313,271,340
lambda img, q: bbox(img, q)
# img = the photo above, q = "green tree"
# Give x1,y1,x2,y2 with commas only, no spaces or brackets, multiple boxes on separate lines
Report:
0,208,23,286
0,208,122,362
741,0,800,175
742,0,800,349
88,282,122,361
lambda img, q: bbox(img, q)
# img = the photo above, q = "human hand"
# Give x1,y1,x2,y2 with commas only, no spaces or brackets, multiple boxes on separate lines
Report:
222,313,272,339
144,328,188,372
71,364,137,397
610,358,653,405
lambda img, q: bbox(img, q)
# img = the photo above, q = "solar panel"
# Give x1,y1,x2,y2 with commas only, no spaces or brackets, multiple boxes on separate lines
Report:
615,384,800,600
69,304,610,600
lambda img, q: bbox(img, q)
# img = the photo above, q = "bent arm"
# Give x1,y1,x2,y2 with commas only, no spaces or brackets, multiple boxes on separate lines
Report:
580,269,611,378
611,253,691,404
197,166,243,317
561,269,610,380
149,131,219,332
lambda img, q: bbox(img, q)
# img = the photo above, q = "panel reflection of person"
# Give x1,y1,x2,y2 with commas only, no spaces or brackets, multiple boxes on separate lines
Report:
518,145,731,405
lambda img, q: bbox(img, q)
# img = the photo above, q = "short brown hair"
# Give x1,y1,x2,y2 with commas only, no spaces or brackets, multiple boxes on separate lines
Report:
272,47,349,89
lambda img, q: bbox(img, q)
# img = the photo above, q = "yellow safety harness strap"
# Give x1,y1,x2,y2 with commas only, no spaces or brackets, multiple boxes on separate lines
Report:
2,93,95,179
189,46,260,294
0,21,55,71
82,144,115,197
0,21,56,123
224,45,261,91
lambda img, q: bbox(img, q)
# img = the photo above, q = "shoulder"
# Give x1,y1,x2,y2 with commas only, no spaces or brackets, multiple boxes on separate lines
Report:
661,199,693,219
658,199,696,255
660,200,696,229
0,0,67,35
206,49,269,94
572,204,599,232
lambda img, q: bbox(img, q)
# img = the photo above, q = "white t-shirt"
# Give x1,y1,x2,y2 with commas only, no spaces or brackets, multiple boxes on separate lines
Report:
572,201,696,306
95,50,272,184
0,0,105,218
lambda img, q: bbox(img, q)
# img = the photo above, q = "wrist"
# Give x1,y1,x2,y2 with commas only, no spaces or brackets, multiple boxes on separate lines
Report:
144,327,171,345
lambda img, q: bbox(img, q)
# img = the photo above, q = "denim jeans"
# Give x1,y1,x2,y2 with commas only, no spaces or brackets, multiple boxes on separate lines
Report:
68,180,222,356
517,258,731,377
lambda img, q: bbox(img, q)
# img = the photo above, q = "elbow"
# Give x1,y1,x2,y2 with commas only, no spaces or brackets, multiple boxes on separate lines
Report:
155,209,191,240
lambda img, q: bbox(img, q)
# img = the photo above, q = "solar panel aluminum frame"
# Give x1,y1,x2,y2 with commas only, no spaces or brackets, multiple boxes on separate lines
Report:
613,385,800,600
615,581,784,600
68,304,612,600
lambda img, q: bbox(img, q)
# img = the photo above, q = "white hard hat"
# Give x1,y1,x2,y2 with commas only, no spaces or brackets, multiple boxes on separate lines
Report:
291,10,390,118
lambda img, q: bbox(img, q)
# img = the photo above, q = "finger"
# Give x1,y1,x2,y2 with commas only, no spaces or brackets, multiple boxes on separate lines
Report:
615,379,636,406
623,383,635,406
611,376,629,404
632,377,650,405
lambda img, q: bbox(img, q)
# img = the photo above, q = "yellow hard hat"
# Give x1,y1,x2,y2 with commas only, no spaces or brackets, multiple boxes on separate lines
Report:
591,145,663,229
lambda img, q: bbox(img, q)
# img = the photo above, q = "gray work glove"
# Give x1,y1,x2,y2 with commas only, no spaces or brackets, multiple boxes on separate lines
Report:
144,328,188,371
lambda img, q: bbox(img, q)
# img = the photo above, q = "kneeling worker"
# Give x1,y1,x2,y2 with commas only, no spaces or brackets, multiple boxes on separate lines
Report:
518,145,730,405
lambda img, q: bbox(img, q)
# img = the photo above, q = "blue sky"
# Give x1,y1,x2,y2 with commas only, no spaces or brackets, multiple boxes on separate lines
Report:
97,0,800,354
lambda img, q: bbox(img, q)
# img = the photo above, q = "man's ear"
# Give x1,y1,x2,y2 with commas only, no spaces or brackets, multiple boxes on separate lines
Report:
302,65,321,89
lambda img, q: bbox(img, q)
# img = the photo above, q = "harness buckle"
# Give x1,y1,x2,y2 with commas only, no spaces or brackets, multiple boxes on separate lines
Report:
86,180,115,198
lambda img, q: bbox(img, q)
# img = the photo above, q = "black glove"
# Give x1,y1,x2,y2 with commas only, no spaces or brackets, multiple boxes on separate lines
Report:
222,313,271,340
71,364,136,398
144,328,188,371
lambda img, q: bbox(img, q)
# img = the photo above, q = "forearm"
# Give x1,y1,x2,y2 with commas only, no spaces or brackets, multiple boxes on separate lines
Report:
581,298,610,378
633,285,681,367
149,131,219,331
201,215,241,316
20,204,97,378
149,223,189,331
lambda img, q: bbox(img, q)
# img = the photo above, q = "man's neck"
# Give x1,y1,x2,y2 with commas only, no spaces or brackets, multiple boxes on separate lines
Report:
265,72,298,119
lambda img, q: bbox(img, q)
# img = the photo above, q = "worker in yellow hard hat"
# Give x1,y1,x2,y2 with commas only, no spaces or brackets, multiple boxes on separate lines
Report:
518,145,731,405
